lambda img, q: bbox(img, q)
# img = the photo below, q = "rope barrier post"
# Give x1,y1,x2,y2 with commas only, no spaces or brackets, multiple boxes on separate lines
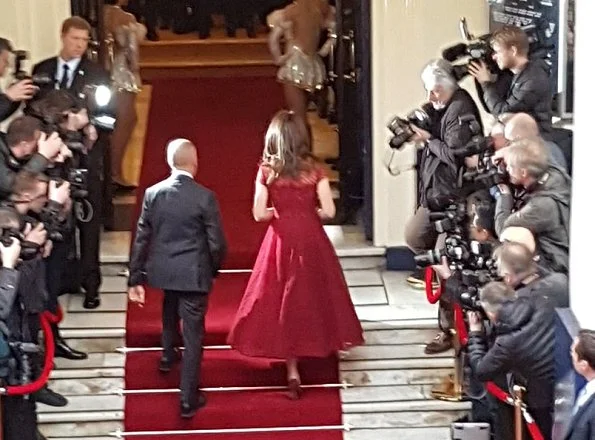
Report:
513,385,525,440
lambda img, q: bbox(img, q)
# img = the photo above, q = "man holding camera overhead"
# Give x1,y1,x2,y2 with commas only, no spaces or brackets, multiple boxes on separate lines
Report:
0,38,38,122
468,25,553,136
403,58,482,355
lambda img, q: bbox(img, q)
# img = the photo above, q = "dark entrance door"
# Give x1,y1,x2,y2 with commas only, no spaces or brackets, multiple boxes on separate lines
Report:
333,0,373,240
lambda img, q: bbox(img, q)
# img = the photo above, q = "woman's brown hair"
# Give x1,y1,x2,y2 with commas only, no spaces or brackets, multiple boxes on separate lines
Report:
262,110,316,181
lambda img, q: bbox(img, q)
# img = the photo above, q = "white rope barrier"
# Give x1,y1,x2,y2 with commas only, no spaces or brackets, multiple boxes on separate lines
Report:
116,345,231,353
116,382,352,396
110,424,351,438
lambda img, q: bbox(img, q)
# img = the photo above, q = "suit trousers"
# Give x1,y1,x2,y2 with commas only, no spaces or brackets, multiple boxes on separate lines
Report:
162,290,209,405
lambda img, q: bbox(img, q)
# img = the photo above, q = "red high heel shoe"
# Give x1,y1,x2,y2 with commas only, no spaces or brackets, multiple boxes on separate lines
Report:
287,378,302,400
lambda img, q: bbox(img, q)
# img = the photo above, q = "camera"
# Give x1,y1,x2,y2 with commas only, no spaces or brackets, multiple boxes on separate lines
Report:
442,17,554,82
387,103,433,150
441,18,499,82
13,50,53,87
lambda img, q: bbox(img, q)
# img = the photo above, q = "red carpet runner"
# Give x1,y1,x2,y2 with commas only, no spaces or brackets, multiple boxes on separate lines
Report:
124,77,344,439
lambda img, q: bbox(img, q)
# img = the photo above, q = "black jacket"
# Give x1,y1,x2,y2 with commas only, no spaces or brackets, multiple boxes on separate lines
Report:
565,394,595,440
0,92,20,122
418,87,482,209
495,165,571,274
0,132,50,200
129,174,228,293
467,295,555,410
516,269,569,309
26,56,110,110
482,59,553,135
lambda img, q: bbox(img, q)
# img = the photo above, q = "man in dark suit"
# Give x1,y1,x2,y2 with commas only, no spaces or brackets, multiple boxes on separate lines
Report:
567,329,595,440
28,16,111,315
128,138,227,419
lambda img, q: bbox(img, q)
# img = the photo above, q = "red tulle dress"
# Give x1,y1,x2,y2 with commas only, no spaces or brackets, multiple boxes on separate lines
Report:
227,164,364,359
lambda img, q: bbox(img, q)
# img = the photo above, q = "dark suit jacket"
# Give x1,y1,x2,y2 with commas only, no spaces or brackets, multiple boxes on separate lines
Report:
0,92,20,122
28,56,110,105
128,173,227,293
565,394,595,440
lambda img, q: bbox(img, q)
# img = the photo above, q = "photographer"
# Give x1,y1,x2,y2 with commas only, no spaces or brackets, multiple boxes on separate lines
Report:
468,25,553,136
498,113,567,171
404,59,482,354
0,38,38,122
467,280,555,440
494,240,568,309
0,115,65,199
492,137,570,274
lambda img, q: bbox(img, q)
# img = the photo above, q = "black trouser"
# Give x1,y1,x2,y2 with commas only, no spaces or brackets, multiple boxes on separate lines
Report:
222,0,256,36
492,396,553,440
2,395,37,440
162,291,209,405
194,0,212,38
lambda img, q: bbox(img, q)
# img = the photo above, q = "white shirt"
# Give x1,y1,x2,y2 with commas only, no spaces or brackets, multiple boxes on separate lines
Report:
170,169,193,179
573,378,595,415
55,57,81,89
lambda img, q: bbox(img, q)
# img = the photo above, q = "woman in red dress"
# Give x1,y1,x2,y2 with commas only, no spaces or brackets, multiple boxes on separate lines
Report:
227,110,364,399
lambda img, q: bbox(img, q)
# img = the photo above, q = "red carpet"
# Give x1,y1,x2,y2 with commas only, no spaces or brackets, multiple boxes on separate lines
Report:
124,77,344,439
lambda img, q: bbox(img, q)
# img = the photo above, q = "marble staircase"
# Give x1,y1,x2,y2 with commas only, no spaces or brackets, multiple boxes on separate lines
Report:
38,227,469,439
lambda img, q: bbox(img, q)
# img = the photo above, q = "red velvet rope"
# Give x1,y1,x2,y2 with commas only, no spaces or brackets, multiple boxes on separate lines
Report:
453,303,468,346
485,381,544,440
424,267,443,304
3,306,62,396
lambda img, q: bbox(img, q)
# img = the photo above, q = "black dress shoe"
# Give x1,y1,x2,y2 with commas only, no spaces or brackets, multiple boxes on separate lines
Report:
55,337,88,360
33,386,68,407
158,351,180,373
83,292,101,309
180,392,207,419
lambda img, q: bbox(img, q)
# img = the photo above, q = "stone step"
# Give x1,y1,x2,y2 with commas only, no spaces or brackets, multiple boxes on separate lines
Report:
54,353,125,370
344,408,469,429
60,312,127,330
38,411,123,424
356,304,438,322
344,269,384,287
364,328,439,345
37,395,124,414
342,384,436,403
39,421,123,439
340,255,385,270
340,344,453,361
361,319,438,331
50,367,124,380
341,368,454,387
345,427,451,440
48,377,124,396
344,399,470,414
350,286,388,306
341,358,454,372
61,328,125,339
67,293,127,313
66,337,124,354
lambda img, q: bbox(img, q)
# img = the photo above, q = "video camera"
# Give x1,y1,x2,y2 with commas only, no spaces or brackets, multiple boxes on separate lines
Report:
441,17,554,81
13,50,53,87
387,103,434,150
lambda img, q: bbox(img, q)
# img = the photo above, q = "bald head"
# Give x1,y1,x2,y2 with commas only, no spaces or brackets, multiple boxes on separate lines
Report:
504,113,539,141
166,138,197,175
500,226,536,253
494,240,537,281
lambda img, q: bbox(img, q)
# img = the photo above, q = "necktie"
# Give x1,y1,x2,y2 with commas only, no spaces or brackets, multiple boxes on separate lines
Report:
59,64,70,90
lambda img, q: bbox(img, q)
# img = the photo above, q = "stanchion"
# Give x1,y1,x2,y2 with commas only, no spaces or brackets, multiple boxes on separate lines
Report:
513,385,525,440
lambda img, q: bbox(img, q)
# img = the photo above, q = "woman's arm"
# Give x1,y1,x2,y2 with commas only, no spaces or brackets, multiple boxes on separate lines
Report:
267,9,292,65
316,177,336,219
252,169,275,222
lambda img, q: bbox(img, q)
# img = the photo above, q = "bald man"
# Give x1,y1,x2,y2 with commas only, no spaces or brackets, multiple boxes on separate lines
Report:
497,113,567,170
128,138,227,418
